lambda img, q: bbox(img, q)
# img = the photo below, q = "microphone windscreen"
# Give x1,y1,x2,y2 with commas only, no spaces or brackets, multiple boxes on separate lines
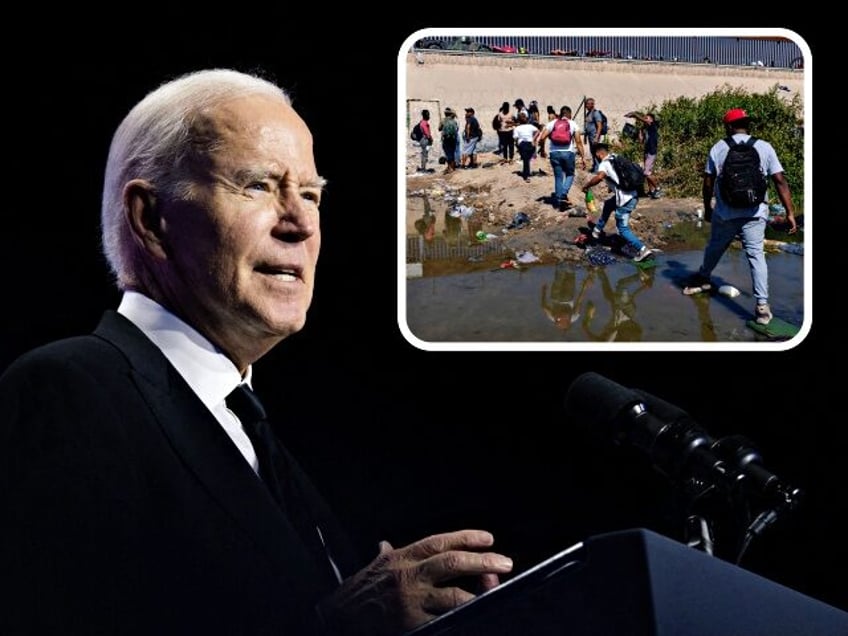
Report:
563,372,642,443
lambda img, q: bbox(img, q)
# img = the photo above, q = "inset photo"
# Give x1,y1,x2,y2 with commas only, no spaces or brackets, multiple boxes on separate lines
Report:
398,29,809,351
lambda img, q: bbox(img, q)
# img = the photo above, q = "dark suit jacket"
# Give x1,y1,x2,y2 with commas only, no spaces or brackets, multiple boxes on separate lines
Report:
0,311,363,635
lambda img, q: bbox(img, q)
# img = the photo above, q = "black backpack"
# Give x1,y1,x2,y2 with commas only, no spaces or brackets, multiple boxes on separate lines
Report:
492,114,501,131
410,122,423,142
609,154,645,191
598,110,609,136
718,137,768,207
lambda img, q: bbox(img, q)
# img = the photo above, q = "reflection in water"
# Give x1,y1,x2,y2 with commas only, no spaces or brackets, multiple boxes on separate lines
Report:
414,196,436,242
444,208,462,245
686,293,718,342
406,249,803,343
581,266,655,342
541,264,595,331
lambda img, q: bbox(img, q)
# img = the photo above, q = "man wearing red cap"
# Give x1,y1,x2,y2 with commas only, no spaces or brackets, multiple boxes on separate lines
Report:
683,107,797,326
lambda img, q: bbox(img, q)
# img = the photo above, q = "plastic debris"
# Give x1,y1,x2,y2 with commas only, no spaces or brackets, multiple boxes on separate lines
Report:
506,212,530,230
515,250,540,264
585,248,618,266
718,285,741,298
778,243,804,256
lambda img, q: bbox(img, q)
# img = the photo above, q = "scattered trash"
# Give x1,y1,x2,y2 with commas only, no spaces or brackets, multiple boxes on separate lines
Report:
515,250,540,264
568,209,587,218
585,248,618,266
695,208,704,220
497,259,521,270
778,243,804,256
573,233,591,247
506,212,530,230
475,231,498,242
450,205,475,219
718,285,741,298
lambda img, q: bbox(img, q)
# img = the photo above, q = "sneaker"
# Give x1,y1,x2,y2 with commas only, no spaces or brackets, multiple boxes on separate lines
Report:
682,273,712,296
755,304,773,325
591,227,602,240
649,189,663,199
633,245,654,262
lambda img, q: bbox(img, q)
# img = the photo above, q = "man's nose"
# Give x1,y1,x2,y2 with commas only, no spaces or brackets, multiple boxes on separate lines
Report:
272,193,318,241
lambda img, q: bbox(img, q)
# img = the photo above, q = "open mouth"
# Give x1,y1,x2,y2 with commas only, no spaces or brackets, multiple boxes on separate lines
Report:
255,265,301,282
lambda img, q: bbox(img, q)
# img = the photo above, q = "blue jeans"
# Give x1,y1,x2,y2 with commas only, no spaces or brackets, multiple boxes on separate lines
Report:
596,196,644,251
549,150,576,203
699,216,768,304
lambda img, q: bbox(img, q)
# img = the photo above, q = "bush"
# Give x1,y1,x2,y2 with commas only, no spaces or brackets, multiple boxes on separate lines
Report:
617,85,804,213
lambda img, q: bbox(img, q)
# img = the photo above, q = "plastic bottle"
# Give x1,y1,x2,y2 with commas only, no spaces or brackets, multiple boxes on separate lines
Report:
585,190,597,214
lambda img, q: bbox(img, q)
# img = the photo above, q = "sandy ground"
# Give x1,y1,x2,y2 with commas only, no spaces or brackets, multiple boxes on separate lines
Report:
404,53,804,134
403,53,804,266
406,145,702,265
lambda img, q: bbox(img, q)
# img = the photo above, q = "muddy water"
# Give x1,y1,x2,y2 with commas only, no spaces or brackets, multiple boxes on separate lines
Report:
406,207,804,342
405,244,805,344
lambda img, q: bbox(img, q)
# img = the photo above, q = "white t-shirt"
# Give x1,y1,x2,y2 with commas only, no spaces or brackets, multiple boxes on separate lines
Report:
706,133,782,221
544,118,578,152
513,123,538,144
598,155,637,206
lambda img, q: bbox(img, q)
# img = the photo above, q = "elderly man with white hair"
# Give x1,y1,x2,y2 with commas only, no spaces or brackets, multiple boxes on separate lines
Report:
0,69,511,635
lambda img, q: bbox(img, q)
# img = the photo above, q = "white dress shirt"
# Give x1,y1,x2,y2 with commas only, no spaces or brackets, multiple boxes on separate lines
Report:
117,291,260,473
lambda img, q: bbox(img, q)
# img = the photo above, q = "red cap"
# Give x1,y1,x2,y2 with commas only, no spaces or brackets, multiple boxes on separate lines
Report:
723,108,749,124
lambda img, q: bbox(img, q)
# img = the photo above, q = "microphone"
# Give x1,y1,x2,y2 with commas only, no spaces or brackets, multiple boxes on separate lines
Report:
563,372,802,511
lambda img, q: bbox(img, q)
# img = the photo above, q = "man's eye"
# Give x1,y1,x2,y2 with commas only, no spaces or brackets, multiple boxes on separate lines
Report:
247,182,270,192
301,191,321,204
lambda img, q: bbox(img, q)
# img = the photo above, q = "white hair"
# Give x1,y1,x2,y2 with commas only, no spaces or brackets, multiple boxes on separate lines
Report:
101,69,291,288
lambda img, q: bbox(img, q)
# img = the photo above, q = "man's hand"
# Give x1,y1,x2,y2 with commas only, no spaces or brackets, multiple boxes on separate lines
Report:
318,530,512,635
785,212,798,234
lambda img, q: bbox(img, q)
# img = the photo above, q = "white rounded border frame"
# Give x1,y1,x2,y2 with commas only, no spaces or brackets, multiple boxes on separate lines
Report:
397,27,811,352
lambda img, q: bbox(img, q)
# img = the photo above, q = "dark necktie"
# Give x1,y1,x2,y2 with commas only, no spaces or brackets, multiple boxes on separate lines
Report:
225,383,286,510
225,383,342,585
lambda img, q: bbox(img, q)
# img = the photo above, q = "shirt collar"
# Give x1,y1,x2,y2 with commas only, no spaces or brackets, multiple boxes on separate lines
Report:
117,291,251,411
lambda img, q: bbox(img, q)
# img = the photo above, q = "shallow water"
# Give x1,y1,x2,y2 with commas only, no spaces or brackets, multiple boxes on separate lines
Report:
405,248,804,343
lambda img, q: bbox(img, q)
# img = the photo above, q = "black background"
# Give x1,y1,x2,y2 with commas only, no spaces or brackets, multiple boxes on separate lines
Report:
2,23,843,612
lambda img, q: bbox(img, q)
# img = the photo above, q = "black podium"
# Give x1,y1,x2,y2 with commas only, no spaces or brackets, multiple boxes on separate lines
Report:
406,528,847,636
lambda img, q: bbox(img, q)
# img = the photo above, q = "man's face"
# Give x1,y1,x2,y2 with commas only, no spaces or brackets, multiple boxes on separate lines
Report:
586,99,595,111
156,95,322,364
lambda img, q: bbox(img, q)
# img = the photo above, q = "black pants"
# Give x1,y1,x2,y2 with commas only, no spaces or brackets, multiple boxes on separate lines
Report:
498,130,514,160
442,138,457,163
518,141,534,179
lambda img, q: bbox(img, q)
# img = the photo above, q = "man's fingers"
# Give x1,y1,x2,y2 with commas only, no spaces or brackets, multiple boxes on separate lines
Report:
478,572,500,592
419,586,476,615
405,530,494,559
418,551,513,584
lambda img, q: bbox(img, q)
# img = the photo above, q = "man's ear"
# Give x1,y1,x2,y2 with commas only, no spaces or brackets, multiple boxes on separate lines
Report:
124,179,167,260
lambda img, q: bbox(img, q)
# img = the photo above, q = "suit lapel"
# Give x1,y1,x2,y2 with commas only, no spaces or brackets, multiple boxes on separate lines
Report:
93,311,327,587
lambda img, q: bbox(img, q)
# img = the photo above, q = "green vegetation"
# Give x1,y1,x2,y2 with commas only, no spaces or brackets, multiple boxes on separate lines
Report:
616,85,804,214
